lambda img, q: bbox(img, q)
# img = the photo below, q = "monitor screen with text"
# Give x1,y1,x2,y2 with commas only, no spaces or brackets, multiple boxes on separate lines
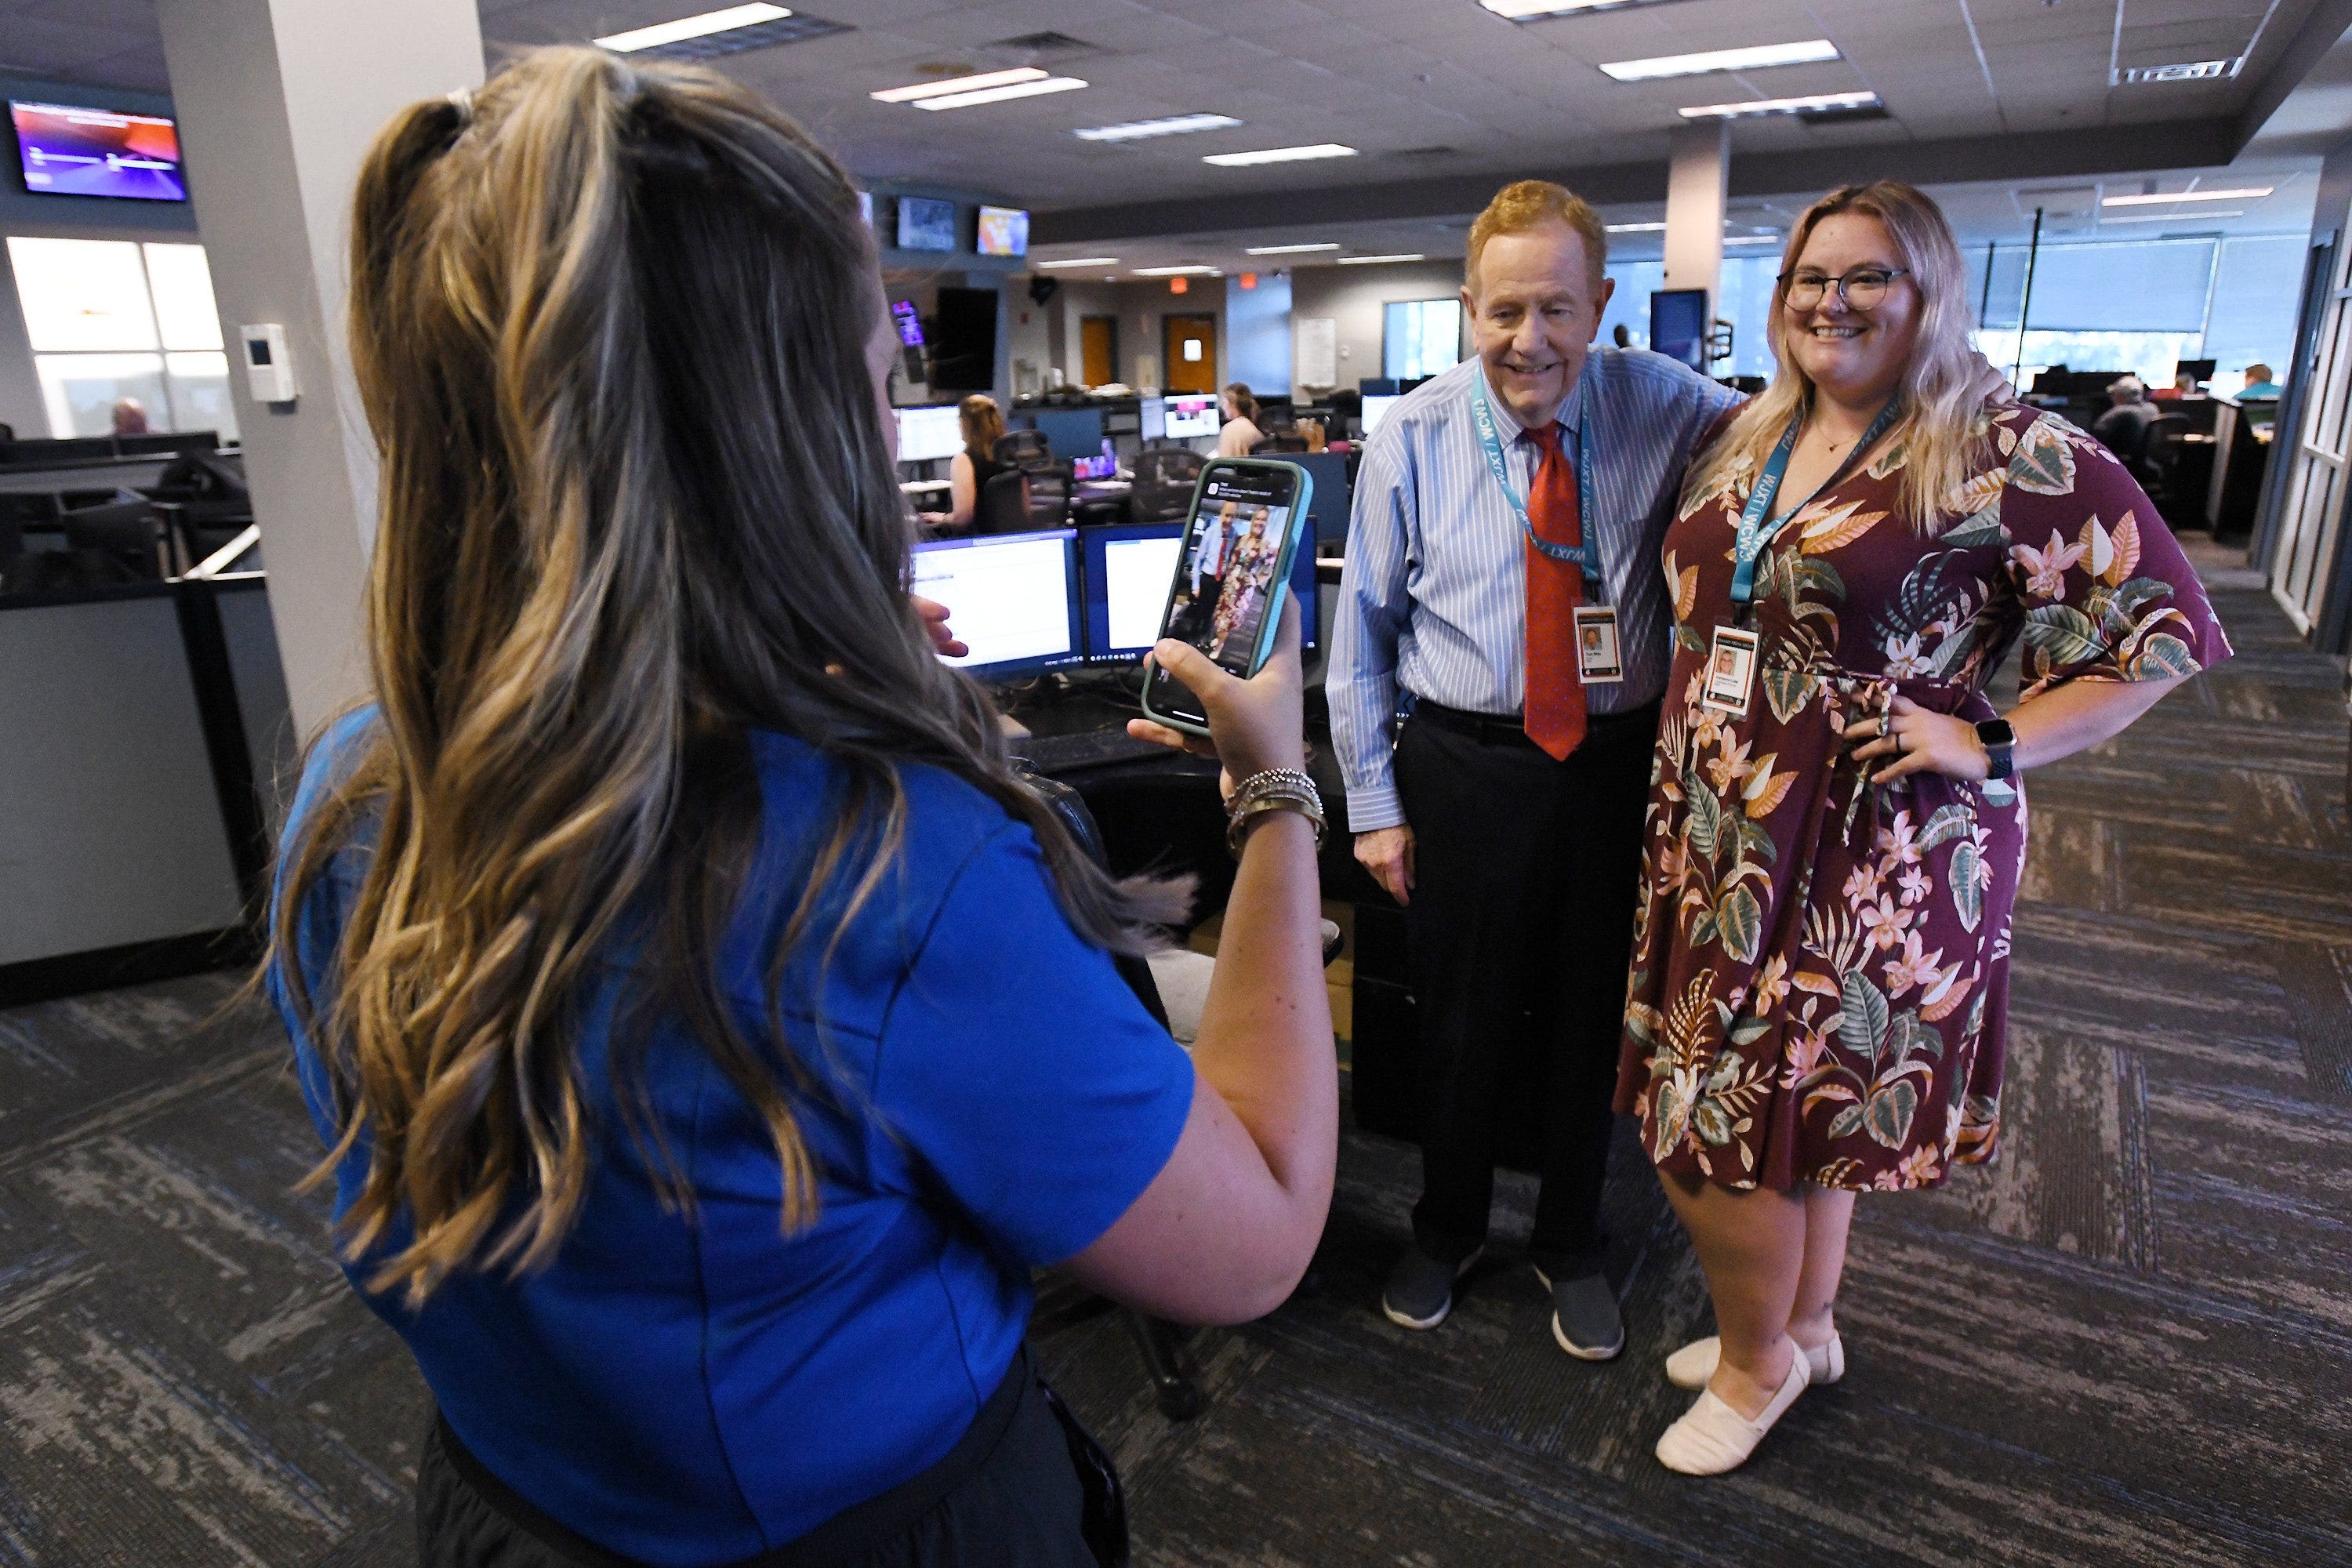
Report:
895,405,963,463
909,529,1080,678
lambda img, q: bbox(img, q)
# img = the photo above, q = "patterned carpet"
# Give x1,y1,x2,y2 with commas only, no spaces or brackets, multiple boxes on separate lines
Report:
2,542,2347,1566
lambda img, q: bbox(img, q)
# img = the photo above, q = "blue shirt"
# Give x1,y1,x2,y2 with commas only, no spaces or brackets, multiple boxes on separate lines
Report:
268,712,1194,1566
1327,350,1740,830
2238,380,2282,400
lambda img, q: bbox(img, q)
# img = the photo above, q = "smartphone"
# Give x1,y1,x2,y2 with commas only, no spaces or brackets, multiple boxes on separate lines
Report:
1138,458,1312,737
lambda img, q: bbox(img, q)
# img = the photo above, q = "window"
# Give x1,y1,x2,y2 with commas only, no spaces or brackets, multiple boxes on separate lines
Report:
7,236,238,438
1383,299,1461,381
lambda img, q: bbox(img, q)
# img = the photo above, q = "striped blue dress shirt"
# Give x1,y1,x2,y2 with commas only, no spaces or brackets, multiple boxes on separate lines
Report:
1329,349,1741,832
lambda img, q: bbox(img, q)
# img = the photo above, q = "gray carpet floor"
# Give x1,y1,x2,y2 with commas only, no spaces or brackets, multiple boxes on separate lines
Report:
3,540,2347,1566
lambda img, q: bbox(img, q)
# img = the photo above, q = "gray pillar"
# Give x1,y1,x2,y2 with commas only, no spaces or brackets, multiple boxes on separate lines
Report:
1664,121,1730,317
154,0,484,737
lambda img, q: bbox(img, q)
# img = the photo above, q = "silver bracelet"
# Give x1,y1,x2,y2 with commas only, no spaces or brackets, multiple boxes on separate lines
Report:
1226,768,1325,858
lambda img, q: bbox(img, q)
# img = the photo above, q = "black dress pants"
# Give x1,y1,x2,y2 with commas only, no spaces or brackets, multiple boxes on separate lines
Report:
1392,698,1658,1280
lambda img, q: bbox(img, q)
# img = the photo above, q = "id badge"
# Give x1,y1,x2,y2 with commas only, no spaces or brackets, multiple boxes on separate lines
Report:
1573,604,1624,685
1700,625,1760,718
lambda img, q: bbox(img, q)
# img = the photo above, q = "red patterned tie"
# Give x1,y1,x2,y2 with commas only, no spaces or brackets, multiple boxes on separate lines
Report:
1521,423,1588,760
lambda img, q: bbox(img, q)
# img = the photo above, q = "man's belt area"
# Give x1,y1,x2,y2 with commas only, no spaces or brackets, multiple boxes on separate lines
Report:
1409,696,1660,748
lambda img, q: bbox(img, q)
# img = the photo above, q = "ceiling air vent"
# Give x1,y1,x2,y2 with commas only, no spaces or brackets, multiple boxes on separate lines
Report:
1383,145,1462,160
1797,102,1888,125
987,31,1096,56
2115,58,2238,85
625,12,851,60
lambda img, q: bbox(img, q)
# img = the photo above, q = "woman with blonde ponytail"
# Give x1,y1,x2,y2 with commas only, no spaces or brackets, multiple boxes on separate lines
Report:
1612,181,2228,1475
268,48,1334,1566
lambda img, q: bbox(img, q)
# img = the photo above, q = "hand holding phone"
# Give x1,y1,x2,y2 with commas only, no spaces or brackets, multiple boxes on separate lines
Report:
1138,459,1312,737
1128,596,1305,793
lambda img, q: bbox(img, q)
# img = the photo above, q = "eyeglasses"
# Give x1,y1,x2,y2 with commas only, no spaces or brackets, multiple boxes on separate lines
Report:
1780,267,1910,312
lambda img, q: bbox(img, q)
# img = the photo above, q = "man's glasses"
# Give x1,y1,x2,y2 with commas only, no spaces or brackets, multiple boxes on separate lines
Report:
1780,267,1910,312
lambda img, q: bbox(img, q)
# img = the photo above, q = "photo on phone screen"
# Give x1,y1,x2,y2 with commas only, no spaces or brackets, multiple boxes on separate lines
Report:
1141,460,1305,731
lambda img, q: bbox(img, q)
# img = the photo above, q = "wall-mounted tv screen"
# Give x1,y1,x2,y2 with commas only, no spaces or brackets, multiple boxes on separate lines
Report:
929,286,998,391
891,299,925,347
897,196,957,253
12,101,187,201
976,205,1029,258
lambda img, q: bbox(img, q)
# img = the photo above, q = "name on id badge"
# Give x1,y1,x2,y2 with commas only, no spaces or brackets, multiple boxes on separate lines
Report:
1701,625,1760,718
1573,604,1624,684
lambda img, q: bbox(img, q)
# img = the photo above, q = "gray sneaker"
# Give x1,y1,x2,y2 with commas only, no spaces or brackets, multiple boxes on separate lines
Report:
1381,1244,1483,1330
1533,1266,1625,1361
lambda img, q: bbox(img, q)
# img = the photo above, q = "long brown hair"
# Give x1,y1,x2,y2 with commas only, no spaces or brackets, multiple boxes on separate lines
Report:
271,48,1178,1306
1682,181,1983,528
957,393,1004,460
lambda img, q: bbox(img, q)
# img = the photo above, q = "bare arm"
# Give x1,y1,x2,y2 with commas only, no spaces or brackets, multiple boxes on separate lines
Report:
945,451,977,529
1849,673,2187,785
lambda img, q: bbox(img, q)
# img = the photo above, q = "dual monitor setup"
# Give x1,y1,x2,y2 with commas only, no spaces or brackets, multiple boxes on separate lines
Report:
892,394,1223,465
909,521,1319,681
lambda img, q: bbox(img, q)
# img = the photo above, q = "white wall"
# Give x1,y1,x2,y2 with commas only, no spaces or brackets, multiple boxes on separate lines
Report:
1285,258,1471,398
1011,276,1232,394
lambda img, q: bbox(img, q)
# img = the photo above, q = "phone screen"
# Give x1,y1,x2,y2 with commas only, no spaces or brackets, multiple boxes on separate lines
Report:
1142,462,1301,725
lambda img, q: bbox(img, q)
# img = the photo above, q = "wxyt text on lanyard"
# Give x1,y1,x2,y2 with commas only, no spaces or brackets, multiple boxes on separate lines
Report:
1728,397,1904,610
1469,372,1602,593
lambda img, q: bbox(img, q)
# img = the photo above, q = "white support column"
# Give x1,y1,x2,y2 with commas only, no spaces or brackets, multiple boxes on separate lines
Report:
1663,121,1730,317
154,0,484,737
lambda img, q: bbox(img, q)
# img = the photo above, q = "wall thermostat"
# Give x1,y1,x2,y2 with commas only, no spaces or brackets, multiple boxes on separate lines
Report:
240,323,297,404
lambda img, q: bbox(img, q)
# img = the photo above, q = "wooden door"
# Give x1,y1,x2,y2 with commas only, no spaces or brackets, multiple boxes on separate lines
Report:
1163,313,1218,394
1079,315,1117,388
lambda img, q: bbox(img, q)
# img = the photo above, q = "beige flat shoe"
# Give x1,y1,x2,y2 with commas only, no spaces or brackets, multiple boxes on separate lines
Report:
1665,1331,1844,1392
1655,1352,1810,1475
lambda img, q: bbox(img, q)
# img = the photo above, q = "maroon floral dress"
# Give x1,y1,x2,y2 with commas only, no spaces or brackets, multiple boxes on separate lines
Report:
1612,405,2231,1192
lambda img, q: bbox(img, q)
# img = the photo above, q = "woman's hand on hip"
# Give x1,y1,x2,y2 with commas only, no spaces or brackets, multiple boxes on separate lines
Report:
1843,695,1987,785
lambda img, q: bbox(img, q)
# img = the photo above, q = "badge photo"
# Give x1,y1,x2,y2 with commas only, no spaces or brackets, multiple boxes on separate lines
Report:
1701,625,1760,718
1573,604,1623,684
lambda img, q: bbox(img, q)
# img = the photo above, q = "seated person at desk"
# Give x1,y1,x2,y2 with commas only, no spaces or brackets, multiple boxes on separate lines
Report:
2091,376,2157,461
918,393,1010,532
1216,382,1264,457
2239,362,2283,400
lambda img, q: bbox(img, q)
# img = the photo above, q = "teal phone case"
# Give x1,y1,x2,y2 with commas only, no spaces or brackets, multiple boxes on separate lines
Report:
1138,457,1313,739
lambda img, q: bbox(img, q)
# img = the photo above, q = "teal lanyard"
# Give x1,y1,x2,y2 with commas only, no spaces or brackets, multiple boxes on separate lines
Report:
1470,372,1604,596
1730,398,1904,604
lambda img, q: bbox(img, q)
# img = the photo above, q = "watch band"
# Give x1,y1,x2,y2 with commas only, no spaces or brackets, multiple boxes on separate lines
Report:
1975,719,2016,781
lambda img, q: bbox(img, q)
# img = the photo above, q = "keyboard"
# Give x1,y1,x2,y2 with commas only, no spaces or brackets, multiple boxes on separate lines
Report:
1011,726,1170,774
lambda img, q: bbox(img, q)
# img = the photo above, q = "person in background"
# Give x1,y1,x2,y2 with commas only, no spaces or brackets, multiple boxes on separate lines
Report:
269,49,1337,1566
1618,179,2228,1477
919,393,1007,532
2090,376,2157,466
2239,362,2283,400
110,397,149,437
1218,382,1265,457
2153,368,2200,401
1612,323,1633,349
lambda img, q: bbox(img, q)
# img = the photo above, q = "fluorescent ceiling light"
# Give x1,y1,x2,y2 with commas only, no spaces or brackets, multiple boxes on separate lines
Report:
2103,210,2242,223
1605,221,1667,233
1076,114,1241,142
873,67,1047,103
1035,256,1120,268
2117,60,2237,84
1132,265,1221,276
1203,143,1358,167
2102,187,2272,206
1483,0,1670,17
1337,253,1425,265
913,75,1086,111
1725,234,1781,245
1680,90,1878,119
596,2,793,52
1245,242,1341,254
1601,40,1838,82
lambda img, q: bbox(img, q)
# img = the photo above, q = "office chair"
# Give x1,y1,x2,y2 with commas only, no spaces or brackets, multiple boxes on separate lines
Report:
63,499,169,580
1022,466,1073,530
977,467,1072,534
2141,412,2190,498
156,499,256,572
990,430,1052,470
1131,448,1204,523
1250,433,1310,456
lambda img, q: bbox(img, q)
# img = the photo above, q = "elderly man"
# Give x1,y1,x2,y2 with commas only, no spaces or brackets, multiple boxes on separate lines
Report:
2091,376,2158,467
1327,180,1744,1359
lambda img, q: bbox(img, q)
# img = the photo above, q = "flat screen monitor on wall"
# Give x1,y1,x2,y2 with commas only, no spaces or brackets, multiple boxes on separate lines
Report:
11,101,187,201
928,286,998,390
891,300,925,347
897,196,958,253
976,205,1029,258
1650,288,1709,372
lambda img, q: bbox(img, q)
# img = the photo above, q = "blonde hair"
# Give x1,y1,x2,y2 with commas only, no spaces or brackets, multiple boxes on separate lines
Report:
1466,180,1607,295
1682,182,1981,529
958,393,1004,459
272,48,1174,1307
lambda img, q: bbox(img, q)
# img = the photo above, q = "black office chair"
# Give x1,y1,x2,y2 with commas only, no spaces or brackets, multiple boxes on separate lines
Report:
1250,433,1310,456
1132,448,1204,523
2141,412,2190,499
1021,466,1073,530
151,452,248,503
63,499,168,580
990,430,1052,470
978,467,1073,534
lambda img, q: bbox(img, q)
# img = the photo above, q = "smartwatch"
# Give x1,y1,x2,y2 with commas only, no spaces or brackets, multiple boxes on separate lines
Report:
1975,718,2016,781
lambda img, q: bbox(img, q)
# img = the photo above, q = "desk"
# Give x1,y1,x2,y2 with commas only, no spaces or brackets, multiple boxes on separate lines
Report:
900,478,950,498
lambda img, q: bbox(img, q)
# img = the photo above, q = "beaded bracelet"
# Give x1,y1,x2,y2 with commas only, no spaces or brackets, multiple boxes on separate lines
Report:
1225,768,1325,858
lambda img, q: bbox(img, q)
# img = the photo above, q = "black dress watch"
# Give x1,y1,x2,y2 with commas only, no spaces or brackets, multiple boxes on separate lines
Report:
1975,719,2016,780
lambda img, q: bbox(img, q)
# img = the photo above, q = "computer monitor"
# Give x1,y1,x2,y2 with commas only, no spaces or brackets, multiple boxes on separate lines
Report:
1291,452,1352,546
1163,394,1221,439
2175,358,2216,384
909,529,1082,679
1080,519,1318,664
1024,405,1107,462
1139,397,1167,441
896,196,956,253
895,405,964,463
1650,289,1709,372
12,101,187,201
1359,394,1401,435
976,205,1029,258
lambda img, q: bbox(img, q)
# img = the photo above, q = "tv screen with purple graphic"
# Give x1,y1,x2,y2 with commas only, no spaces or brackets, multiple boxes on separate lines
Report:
12,101,187,201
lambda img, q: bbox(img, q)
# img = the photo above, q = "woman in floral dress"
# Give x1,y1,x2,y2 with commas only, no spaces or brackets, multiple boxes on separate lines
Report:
1613,183,2230,1475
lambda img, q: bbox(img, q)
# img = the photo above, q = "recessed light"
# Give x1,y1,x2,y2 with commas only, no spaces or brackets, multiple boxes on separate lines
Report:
1601,40,1838,82
1203,143,1358,167
913,75,1087,111
1245,242,1341,254
596,3,794,52
1336,253,1425,265
2102,211,2242,223
873,67,1047,103
1605,221,1668,233
1132,265,1221,276
1035,257,1120,268
1482,0,1681,17
1725,234,1782,245
1680,90,1878,119
1076,114,1241,142
2102,187,2272,206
